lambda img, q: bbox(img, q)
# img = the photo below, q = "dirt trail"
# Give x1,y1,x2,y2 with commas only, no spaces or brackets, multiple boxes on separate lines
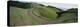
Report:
27,9,51,24
27,9,64,24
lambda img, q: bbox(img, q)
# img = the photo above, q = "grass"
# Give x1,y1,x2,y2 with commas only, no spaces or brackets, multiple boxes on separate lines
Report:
10,7,33,26
32,5,59,21
9,3,77,26
10,6,59,26
9,7,48,25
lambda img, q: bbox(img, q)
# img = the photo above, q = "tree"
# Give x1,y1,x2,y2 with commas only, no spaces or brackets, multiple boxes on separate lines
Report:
8,1,32,9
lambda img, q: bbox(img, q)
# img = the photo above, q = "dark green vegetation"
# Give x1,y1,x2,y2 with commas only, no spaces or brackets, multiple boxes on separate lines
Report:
9,1,78,26
61,8,78,23
8,1,32,9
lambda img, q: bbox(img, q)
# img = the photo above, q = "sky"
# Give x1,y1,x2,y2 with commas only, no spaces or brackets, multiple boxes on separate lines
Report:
12,0,78,11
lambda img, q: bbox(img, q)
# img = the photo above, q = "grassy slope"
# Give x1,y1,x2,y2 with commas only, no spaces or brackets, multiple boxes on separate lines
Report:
9,1,77,26
10,7,33,26
61,13,77,23
36,7,57,20
32,4,60,21
10,6,60,25
10,5,77,26
10,7,51,25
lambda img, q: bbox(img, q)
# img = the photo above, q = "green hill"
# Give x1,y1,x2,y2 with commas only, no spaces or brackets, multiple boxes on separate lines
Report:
9,1,78,26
